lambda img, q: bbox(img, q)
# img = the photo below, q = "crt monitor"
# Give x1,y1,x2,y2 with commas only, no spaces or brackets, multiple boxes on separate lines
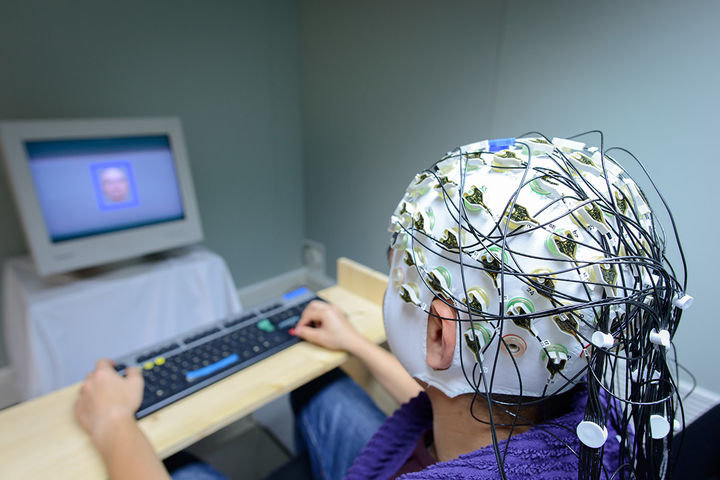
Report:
0,117,203,276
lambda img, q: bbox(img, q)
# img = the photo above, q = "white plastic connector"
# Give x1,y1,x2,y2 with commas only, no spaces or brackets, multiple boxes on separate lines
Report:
553,137,586,151
649,328,670,348
673,418,682,433
460,140,489,154
650,415,670,439
591,331,614,349
399,283,422,307
520,137,555,154
576,421,608,448
673,294,694,311
630,368,661,383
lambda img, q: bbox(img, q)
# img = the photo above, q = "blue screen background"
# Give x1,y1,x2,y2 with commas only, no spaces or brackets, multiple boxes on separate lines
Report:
26,135,185,242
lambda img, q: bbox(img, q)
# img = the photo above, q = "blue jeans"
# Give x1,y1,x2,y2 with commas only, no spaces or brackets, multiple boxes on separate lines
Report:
291,368,387,480
167,452,228,480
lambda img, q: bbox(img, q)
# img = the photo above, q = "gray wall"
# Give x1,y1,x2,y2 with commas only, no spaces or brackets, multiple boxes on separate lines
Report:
300,1,720,391
0,0,305,366
300,0,506,272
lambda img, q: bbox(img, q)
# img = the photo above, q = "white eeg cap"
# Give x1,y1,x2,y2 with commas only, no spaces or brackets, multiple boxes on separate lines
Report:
385,137,658,398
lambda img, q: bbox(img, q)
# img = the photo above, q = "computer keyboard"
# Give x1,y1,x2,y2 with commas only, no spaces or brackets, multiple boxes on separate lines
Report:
113,287,320,419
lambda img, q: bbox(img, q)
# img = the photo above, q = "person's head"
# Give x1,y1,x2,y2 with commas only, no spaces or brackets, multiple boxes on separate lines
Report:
100,167,130,203
383,135,689,477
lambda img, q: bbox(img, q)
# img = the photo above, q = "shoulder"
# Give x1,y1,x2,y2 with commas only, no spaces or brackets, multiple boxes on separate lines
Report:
346,392,433,480
401,386,589,480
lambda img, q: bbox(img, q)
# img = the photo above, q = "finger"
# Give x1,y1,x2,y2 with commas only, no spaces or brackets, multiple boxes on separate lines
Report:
305,299,325,310
295,315,317,330
301,300,329,318
294,325,325,344
296,307,322,329
125,367,144,386
95,358,114,371
299,300,323,318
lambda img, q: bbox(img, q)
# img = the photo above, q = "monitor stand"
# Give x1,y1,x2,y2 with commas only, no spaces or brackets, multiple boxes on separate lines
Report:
67,246,195,280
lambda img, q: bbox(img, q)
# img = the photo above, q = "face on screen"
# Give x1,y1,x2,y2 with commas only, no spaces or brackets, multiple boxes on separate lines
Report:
99,166,130,203
91,162,137,209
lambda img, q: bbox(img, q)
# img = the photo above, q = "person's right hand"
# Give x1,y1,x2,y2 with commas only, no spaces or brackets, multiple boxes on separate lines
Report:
292,300,365,353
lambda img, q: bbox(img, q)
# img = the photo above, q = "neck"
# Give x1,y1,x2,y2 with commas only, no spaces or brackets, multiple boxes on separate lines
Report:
426,386,539,463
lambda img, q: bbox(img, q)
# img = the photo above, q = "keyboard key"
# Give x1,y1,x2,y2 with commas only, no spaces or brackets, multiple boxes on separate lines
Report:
260,303,281,313
183,327,221,345
276,315,300,330
257,318,275,332
185,353,240,382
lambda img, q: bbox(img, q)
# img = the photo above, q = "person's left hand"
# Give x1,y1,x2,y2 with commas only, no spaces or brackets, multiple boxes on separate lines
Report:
74,359,144,450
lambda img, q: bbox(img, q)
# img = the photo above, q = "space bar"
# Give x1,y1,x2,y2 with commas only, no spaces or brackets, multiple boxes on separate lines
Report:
186,353,239,381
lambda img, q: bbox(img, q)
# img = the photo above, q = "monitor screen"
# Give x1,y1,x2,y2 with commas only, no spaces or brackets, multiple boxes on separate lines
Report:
26,135,185,243
0,117,203,276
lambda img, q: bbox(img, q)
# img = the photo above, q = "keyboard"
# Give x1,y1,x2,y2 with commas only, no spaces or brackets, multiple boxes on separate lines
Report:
113,287,319,419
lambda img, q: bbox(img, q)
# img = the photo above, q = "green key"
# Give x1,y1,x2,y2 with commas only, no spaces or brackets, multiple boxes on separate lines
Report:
257,318,275,332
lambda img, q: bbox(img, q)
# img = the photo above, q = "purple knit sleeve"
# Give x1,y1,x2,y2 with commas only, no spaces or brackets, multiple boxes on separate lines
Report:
345,392,433,480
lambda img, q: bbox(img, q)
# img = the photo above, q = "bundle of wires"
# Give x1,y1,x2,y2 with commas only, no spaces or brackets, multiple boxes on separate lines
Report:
387,131,691,479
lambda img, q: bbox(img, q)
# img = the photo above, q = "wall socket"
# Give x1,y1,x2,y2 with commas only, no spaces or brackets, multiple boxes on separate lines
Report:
302,239,326,274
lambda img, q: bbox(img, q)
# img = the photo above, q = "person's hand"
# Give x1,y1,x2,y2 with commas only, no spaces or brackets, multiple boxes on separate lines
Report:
292,300,365,353
74,359,144,450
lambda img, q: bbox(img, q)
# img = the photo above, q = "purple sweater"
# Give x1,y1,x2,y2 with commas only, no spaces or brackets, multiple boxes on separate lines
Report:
346,386,619,480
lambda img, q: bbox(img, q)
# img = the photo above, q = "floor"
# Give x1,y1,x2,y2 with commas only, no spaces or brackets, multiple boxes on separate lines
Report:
186,412,292,480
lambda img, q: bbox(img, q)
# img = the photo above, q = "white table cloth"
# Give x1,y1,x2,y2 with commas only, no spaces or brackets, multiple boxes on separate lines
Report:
3,246,241,400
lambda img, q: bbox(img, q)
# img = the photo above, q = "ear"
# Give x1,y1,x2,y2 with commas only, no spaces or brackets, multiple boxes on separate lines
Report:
426,298,457,370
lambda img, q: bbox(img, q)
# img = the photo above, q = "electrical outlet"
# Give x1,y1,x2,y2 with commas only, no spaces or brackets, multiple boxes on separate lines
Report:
303,239,326,274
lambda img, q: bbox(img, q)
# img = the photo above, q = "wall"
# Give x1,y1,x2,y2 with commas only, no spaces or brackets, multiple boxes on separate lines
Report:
300,0,506,273
300,0,720,391
0,0,304,367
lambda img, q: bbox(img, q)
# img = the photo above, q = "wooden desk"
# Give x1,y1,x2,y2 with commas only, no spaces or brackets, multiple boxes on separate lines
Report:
0,258,388,479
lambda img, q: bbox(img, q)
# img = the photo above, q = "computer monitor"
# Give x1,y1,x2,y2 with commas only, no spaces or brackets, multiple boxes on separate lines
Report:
0,117,203,276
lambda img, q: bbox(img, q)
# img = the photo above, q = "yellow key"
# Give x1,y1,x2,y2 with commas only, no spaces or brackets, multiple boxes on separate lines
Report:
154,357,166,366
143,361,154,370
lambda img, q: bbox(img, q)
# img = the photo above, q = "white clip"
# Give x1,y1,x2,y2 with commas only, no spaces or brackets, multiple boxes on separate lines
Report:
673,418,682,433
673,294,694,311
650,415,670,439
553,137,586,151
630,368,661,383
576,421,608,448
649,328,670,348
591,331,614,349
461,140,489,154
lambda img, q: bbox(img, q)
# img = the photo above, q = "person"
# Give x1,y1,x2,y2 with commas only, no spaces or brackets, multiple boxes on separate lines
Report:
99,166,131,203
75,135,688,479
